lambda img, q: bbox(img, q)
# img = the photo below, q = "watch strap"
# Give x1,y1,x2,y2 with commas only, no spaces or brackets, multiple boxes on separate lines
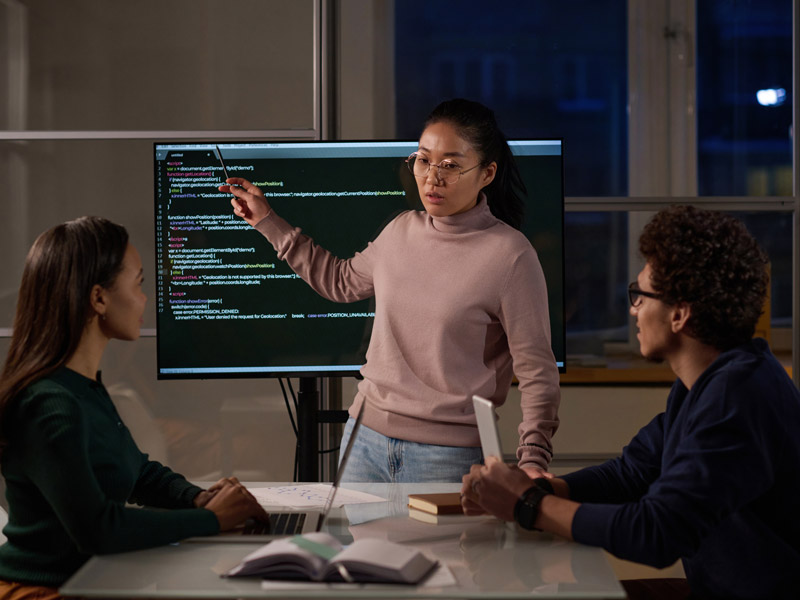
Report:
514,481,553,531
532,477,555,494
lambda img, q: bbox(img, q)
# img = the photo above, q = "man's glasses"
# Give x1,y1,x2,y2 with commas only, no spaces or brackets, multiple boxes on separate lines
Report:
406,153,480,184
628,282,663,307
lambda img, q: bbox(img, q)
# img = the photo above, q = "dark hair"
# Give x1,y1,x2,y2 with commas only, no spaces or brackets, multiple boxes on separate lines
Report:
424,98,526,230
0,216,129,447
639,205,769,351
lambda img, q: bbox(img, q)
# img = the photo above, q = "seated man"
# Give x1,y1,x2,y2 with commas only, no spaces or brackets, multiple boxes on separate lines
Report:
462,206,800,600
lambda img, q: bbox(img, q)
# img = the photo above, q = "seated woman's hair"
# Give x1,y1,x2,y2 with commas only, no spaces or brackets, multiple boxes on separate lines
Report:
0,216,129,446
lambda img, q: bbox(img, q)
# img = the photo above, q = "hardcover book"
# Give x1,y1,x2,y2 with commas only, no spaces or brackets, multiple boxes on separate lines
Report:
407,492,464,515
409,507,480,525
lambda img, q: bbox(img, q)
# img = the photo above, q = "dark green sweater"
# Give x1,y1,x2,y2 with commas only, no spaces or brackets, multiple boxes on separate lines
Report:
0,368,219,587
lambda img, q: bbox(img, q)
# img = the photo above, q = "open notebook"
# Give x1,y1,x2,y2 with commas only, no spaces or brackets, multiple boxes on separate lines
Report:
187,401,364,543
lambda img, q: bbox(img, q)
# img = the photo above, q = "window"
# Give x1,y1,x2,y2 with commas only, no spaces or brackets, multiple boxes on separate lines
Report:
395,0,627,197
393,0,796,379
697,0,792,197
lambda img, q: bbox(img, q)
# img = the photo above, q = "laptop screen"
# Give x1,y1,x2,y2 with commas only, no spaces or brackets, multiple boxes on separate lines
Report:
315,401,365,531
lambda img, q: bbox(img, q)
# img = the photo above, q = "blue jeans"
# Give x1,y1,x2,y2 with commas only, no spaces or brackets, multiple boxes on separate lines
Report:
337,417,484,483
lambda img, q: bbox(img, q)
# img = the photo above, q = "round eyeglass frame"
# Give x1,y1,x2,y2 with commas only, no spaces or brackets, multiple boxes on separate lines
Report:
406,152,481,184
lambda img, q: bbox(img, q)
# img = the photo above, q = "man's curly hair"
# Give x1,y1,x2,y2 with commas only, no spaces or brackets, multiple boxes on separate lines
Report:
639,205,769,351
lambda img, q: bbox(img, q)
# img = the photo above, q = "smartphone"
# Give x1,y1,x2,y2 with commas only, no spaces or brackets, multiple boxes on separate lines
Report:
472,395,503,460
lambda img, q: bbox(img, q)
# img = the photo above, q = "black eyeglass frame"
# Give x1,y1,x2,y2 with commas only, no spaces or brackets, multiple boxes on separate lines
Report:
627,282,664,307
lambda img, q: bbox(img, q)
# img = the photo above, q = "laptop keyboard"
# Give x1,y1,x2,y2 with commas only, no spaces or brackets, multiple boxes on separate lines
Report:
241,513,306,536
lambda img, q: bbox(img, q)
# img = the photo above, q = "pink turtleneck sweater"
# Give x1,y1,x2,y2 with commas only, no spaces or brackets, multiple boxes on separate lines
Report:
255,198,560,469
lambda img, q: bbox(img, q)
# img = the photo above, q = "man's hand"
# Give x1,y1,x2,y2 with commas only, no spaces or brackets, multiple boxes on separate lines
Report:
463,459,579,540
520,465,554,479
461,457,537,521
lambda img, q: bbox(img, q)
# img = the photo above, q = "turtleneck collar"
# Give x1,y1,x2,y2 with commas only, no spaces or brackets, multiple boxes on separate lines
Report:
426,193,499,234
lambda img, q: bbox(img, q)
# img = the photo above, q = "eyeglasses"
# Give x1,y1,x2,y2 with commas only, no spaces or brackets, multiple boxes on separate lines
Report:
406,152,480,184
628,282,663,307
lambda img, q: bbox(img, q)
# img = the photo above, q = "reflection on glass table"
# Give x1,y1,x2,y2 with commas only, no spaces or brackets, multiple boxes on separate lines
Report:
61,482,625,599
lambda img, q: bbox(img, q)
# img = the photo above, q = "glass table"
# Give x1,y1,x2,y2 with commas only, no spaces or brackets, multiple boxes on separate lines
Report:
61,482,625,599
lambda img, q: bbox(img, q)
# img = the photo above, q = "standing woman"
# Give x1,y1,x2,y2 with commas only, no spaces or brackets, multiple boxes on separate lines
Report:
222,99,560,482
0,217,267,599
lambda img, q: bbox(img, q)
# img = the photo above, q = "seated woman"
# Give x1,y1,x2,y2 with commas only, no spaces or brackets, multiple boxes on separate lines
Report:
0,216,269,600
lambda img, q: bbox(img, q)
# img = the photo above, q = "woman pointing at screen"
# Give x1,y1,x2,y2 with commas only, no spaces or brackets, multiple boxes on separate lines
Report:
221,99,560,482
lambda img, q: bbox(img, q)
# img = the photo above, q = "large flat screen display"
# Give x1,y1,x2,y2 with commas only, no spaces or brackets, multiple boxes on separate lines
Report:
154,140,564,378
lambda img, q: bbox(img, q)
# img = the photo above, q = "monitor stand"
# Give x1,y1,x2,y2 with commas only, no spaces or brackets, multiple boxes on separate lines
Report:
296,377,348,481
296,377,319,481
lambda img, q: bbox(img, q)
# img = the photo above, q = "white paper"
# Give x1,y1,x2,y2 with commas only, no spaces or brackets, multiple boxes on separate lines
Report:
249,484,386,508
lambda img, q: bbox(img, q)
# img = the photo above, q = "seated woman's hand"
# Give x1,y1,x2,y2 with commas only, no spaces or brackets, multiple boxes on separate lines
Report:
219,178,272,227
203,479,270,531
193,476,240,508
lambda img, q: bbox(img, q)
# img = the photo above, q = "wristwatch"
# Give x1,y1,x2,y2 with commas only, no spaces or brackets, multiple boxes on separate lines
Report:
514,478,554,531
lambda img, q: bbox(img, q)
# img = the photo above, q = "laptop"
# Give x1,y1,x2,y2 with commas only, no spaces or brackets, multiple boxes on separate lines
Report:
472,395,503,460
187,401,364,543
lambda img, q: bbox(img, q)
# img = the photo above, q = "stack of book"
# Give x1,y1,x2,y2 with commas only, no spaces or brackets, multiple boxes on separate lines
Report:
407,492,464,524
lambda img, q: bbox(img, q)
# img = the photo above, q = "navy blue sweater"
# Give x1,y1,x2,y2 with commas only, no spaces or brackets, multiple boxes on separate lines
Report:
563,339,800,599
